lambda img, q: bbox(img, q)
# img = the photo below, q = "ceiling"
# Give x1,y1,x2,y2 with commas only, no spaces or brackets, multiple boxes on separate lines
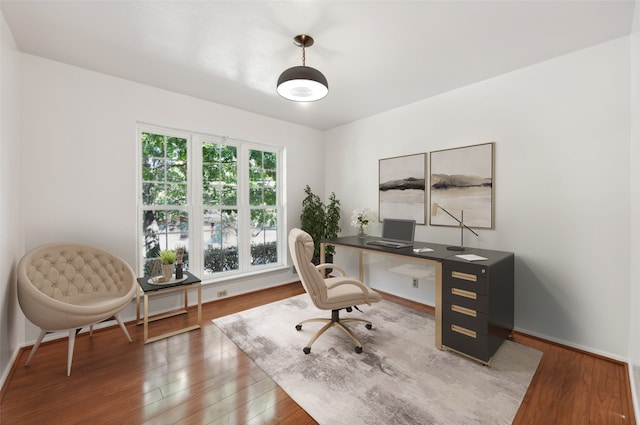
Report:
1,1,635,131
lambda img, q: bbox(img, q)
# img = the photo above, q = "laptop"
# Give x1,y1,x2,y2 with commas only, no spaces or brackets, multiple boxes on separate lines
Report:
367,218,416,249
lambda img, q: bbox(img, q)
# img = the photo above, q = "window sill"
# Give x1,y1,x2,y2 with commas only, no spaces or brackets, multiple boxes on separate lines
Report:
199,264,292,286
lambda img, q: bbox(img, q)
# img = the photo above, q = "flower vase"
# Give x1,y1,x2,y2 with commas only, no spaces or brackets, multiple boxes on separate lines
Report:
358,226,366,239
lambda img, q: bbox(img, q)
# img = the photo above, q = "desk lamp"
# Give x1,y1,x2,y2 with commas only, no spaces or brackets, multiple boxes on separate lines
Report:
431,203,479,251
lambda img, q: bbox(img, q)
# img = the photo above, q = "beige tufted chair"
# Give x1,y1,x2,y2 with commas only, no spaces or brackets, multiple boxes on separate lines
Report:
17,243,137,376
289,228,382,354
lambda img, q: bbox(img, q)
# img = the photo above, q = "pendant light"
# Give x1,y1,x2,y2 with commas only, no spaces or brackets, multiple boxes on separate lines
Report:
277,34,328,102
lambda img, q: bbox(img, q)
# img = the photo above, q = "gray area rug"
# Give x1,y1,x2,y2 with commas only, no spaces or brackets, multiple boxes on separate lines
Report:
213,294,542,425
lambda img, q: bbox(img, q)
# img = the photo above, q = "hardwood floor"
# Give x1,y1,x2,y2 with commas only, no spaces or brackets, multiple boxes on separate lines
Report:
1,282,636,425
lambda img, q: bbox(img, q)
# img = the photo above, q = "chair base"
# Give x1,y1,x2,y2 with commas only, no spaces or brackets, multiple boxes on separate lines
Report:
296,309,373,354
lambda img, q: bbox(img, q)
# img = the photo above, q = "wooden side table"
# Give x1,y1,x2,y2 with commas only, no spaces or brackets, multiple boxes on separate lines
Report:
136,271,202,344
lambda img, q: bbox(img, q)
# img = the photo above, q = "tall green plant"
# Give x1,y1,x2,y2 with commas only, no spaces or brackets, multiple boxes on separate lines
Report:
300,185,341,261
324,192,341,256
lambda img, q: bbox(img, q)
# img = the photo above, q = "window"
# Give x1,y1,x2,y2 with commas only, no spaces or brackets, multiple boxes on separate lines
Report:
138,126,284,280
140,131,189,276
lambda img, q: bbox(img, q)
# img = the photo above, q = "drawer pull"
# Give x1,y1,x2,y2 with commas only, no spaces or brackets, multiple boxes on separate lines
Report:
451,324,477,339
451,288,477,300
451,304,477,317
451,271,477,282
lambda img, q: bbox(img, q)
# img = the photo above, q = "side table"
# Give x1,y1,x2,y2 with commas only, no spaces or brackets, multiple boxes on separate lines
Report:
136,271,202,344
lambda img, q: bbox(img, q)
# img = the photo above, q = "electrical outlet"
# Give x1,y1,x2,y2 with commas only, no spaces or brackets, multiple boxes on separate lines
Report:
412,278,419,288
217,289,228,297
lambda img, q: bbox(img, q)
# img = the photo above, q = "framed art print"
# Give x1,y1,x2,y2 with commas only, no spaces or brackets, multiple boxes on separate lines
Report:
379,153,426,224
429,142,494,229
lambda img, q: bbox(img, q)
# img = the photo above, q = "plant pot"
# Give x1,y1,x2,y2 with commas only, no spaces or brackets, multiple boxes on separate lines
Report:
161,264,173,281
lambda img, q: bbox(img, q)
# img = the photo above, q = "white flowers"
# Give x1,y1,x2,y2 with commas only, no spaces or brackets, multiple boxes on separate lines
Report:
351,208,375,229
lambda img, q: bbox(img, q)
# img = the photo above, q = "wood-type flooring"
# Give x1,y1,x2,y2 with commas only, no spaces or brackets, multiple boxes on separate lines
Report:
1,282,635,424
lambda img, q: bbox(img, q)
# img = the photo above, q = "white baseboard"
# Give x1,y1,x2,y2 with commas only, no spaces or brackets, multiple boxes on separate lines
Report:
513,326,628,363
0,343,25,395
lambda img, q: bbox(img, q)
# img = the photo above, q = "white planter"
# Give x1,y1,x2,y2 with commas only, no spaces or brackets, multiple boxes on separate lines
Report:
161,264,173,281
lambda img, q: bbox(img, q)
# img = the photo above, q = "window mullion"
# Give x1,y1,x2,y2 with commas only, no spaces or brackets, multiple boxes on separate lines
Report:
190,134,203,275
238,144,250,271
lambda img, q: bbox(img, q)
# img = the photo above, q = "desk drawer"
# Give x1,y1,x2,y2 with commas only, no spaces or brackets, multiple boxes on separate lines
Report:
443,303,488,336
442,325,490,362
443,287,488,313
443,262,488,295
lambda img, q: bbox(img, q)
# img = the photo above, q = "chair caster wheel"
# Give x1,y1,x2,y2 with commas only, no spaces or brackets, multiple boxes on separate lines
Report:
295,324,302,331
355,346,363,354
303,347,311,354
365,323,373,330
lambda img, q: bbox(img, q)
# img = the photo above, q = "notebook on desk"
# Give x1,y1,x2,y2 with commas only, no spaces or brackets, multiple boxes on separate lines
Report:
366,218,416,249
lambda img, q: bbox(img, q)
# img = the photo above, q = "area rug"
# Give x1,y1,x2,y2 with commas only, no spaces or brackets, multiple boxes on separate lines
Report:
213,294,542,425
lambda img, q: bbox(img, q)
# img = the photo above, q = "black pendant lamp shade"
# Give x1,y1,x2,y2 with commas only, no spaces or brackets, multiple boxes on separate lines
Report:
277,35,328,102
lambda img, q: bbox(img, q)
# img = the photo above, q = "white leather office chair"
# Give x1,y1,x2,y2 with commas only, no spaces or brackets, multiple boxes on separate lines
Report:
288,228,382,354
17,243,136,376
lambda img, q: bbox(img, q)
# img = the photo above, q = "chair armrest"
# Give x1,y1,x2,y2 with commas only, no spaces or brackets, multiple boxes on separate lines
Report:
325,278,373,305
315,263,346,277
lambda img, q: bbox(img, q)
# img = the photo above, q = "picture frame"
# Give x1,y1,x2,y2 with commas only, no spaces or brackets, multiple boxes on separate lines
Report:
429,142,494,229
379,153,426,224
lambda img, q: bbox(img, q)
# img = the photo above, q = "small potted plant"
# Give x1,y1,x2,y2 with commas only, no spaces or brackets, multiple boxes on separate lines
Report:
158,249,177,281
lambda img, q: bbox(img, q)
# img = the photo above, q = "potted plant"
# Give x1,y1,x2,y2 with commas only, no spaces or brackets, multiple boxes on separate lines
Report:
300,185,341,264
324,192,341,257
158,249,177,281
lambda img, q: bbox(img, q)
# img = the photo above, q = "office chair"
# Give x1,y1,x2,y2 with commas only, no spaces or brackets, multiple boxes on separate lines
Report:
288,228,382,354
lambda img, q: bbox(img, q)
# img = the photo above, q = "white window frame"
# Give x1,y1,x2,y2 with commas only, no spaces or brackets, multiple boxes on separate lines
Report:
136,124,286,282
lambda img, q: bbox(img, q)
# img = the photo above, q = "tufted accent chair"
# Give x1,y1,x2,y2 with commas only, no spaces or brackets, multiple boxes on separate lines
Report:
17,243,137,376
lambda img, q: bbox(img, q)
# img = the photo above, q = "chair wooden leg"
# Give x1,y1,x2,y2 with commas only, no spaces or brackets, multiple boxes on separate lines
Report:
25,329,47,367
67,329,76,376
115,313,132,342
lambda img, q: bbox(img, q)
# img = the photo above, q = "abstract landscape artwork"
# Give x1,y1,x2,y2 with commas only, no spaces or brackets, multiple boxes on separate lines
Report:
379,153,426,224
430,142,494,229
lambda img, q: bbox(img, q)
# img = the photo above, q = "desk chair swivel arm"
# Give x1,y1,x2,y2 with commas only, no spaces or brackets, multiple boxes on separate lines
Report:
315,263,346,277
316,264,374,305
324,278,375,306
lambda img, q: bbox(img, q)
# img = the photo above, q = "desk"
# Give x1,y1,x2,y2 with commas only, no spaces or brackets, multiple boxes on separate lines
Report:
136,271,202,344
321,236,514,364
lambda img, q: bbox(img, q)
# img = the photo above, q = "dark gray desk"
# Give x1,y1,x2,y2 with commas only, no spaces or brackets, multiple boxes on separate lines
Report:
321,236,514,364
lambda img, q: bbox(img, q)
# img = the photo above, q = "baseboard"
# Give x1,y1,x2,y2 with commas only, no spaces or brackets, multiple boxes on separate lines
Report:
0,345,24,402
512,327,628,364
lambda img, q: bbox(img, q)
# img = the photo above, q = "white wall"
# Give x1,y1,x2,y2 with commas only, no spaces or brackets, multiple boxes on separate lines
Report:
325,37,631,360
629,0,640,417
0,11,24,389
17,53,325,344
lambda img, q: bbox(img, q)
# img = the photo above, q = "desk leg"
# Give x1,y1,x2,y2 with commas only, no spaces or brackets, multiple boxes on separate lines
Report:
320,242,326,264
143,293,149,342
358,251,364,282
136,285,141,323
435,261,443,350
197,284,202,325
184,287,188,311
